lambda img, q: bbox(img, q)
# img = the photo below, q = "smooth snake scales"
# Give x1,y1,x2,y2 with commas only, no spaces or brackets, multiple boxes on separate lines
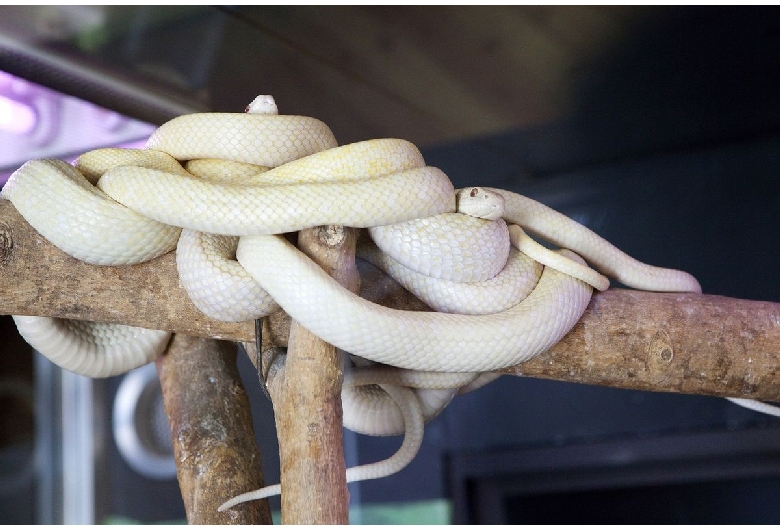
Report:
1,96,703,511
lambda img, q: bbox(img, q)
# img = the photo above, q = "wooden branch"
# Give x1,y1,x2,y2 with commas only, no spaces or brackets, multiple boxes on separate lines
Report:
263,225,359,524
3,198,780,402
0,199,289,345
157,334,272,524
504,289,780,401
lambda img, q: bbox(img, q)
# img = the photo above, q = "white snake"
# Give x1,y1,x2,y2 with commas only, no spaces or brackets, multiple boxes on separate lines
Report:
1,96,705,511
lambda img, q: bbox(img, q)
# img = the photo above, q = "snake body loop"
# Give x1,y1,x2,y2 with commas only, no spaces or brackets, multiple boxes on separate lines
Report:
2,97,704,508
2,158,181,266
10,315,170,378
176,230,278,322
236,236,594,373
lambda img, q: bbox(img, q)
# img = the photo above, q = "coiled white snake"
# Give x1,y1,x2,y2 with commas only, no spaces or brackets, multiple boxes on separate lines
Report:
1,96,704,511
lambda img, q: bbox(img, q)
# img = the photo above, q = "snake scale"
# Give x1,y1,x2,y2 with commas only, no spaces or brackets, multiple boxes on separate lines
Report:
1,95,703,511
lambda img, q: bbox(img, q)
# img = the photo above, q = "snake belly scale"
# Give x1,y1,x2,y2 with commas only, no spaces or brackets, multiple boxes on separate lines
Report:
1,95,702,511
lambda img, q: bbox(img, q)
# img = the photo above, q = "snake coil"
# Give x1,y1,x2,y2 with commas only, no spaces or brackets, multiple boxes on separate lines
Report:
1,96,702,511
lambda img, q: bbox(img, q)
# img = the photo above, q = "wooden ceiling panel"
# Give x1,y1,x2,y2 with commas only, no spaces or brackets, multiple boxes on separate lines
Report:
0,6,657,148
219,6,651,148
208,11,452,147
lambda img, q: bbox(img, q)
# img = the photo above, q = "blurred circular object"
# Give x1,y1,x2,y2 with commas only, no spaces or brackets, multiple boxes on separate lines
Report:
112,363,176,480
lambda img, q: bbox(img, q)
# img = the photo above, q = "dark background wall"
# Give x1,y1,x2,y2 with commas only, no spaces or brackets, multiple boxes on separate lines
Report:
1,5,779,524
345,6,780,522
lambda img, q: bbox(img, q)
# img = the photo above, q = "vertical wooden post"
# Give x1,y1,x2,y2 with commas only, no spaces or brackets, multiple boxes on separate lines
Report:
265,225,359,524
157,334,272,524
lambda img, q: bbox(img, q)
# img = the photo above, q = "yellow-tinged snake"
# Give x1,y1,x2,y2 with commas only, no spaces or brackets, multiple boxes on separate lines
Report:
1,95,703,511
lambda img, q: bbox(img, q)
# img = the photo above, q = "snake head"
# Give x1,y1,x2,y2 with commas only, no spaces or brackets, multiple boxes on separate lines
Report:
245,95,279,115
456,187,506,221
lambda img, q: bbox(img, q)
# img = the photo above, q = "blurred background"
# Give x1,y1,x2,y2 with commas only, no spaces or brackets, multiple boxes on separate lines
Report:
1,5,780,524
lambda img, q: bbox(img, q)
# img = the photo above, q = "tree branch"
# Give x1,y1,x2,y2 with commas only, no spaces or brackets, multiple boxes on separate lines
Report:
505,289,780,401
262,225,359,524
3,198,780,401
157,335,272,524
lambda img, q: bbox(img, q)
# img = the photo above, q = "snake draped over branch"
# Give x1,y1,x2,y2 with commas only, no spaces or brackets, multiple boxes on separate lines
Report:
1,95,702,512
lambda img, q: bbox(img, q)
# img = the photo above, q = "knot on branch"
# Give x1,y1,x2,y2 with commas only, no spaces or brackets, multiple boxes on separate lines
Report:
0,220,12,266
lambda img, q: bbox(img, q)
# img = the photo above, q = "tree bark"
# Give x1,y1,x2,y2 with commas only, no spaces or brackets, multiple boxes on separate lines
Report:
0,200,259,342
157,334,272,524
262,225,359,524
505,289,780,401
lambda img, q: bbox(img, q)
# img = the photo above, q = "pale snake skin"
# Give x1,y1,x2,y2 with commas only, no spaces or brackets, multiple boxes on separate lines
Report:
1,96,706,511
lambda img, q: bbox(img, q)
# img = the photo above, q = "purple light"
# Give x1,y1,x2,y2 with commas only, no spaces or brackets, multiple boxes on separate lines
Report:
0,94,37,135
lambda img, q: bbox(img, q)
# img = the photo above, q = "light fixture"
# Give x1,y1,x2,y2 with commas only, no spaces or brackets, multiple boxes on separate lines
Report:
0,94,37,135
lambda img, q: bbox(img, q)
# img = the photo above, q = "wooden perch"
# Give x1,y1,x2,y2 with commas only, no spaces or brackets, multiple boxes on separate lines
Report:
157,335,271,524
260,225,359,524
2,196,780,404
509,289,780,401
